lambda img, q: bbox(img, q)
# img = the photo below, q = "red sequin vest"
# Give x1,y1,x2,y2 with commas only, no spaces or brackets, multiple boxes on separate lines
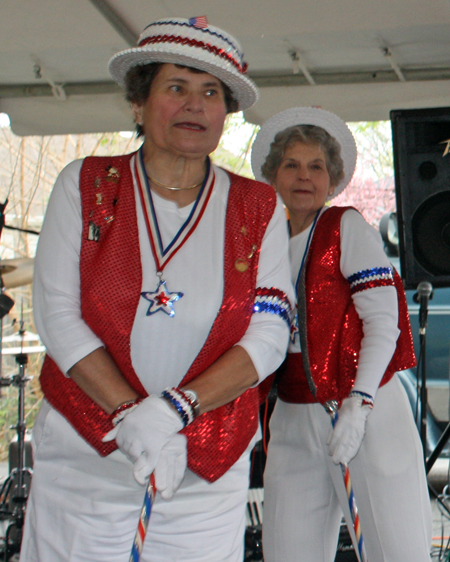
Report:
277,206,416,406
39,153,277,482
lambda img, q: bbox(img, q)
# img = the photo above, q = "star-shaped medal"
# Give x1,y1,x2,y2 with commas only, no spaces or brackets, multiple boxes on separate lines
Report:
141,280,184,317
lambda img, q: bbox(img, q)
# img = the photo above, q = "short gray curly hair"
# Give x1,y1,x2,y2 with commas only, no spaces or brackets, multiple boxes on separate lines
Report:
261,124,345,187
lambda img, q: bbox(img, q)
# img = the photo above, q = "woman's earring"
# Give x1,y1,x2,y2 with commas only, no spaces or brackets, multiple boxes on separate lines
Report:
134,112,143,126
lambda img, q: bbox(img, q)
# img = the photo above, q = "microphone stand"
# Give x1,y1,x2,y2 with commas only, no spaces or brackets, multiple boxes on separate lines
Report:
414,281,450,519
0,314,33,561
0,197,35,561
415,281,433,460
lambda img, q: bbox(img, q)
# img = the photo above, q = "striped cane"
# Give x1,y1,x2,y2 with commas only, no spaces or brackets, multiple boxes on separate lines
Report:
325,400,368,562
129,473,156,562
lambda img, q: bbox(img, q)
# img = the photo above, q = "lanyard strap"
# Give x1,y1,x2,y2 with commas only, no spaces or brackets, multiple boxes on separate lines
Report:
295,207,323,399
294,208,322,295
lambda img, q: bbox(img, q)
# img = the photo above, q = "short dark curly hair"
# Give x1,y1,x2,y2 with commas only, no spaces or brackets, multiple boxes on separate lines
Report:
261,124,345,187
124,63,239,137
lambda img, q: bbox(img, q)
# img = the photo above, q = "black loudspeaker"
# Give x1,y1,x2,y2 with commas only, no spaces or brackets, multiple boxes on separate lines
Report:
391,107,450,289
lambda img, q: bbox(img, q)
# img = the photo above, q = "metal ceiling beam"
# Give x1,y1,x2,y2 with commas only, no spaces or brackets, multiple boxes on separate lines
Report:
2,67,450,99
0,82,122,99
251,66,450,87
87,0,138,46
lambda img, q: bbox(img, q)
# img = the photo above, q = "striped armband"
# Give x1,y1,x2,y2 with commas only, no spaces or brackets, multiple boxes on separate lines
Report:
253,287,292,328
347,267,394,295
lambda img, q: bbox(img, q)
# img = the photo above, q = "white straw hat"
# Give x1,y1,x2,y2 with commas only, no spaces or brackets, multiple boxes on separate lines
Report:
251,107,357,198
108,17,258,111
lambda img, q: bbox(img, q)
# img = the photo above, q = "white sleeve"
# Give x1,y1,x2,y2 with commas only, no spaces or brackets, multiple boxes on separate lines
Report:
340,209,400,398
32,160,104,374
237,195,294,382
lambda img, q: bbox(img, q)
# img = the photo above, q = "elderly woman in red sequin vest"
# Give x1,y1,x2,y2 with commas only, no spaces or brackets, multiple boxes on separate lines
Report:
251,107,431,562
20,18,294,562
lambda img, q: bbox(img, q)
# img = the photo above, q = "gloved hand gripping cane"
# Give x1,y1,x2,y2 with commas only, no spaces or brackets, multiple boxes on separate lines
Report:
128,433,188,562
103,388,196,561
325,400,369,562
296,258,369,562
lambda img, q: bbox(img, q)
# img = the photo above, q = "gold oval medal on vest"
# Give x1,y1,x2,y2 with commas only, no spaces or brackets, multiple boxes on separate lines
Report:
235,259,249,272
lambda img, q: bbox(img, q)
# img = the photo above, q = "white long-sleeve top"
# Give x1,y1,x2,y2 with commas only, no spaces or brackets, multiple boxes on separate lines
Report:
33,158,294,395
289,206,400,398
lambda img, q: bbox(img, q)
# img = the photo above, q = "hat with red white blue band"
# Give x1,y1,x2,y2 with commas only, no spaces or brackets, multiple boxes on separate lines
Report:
108,17,258,111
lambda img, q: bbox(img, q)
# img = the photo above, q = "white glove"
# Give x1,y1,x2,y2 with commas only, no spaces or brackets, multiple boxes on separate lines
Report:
103,395,184,482
153,433,187,498
327,393,373,465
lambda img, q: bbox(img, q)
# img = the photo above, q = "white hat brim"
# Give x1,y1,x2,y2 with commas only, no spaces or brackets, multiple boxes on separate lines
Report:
251,107,357,198
108,46,259,111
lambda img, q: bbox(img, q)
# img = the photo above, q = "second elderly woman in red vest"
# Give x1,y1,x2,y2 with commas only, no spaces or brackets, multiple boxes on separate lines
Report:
20,17,294,562
251,107,432,562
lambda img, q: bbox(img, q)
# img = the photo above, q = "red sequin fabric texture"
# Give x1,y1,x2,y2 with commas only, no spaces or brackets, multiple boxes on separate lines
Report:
180,171,276,482
277,206,416,407
39,157,277,482
40,153,144,456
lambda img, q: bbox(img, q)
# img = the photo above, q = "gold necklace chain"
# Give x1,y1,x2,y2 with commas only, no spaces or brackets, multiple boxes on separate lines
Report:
148,175,203,191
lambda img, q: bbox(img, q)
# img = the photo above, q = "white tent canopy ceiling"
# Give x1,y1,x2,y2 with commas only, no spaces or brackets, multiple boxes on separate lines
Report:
2,0,450,135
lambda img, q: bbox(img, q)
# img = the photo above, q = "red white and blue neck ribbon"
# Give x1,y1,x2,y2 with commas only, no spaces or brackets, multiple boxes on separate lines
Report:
134,148,215,274
133,148,215,316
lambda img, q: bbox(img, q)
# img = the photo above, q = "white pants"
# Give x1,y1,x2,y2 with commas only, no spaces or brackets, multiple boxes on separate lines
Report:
263,375,432,562
20,401,252,562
